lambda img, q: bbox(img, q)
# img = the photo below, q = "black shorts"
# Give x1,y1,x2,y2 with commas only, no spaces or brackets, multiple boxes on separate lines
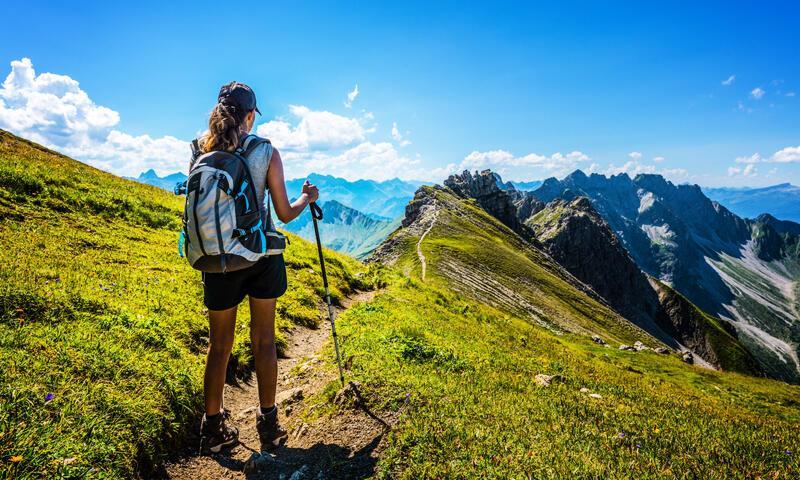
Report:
202,254,287,311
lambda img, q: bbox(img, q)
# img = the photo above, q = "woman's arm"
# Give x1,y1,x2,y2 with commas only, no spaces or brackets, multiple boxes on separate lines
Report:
266,147,319,223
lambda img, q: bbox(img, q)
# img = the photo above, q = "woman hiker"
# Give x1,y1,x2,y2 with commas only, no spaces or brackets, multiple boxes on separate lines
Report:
197,81,319,454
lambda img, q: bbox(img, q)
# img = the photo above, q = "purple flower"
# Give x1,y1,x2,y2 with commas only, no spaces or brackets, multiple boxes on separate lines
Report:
45,393,54,403
404,393,411,403
618,432,626,438
786,450,793,456
635,443,641,449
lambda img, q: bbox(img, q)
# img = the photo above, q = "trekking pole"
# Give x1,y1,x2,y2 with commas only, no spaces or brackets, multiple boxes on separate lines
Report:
310,202,346,387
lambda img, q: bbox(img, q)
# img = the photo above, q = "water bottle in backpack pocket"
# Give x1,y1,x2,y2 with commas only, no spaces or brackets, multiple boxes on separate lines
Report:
175,136,286,273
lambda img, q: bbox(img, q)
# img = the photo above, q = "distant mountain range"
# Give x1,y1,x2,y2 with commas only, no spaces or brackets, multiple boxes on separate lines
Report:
278,199,400,258
284,173,422,219
702,183,800,222
125,169,188,192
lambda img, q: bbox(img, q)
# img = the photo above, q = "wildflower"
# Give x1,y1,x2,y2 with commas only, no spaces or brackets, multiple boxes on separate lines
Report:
45,393,55,403
10,455,22,463
618,432,626,438
404,393,411,403
635,443,641,449
786,450,793,456
653,427,660,433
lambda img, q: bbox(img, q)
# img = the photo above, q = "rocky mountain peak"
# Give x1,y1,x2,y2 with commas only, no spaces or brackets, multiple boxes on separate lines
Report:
444,169,539,237
444,169,504,198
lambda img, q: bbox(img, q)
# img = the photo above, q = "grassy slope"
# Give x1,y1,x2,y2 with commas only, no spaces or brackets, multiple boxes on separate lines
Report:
337,186,800,478
389,187,653,345
650,279,761,375
0,131,378,478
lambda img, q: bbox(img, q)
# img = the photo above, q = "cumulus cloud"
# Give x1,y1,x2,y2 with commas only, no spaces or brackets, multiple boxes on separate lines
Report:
771,146,800,163
735,153,762,164
344,84,359,108
652,156,665,163
604,160,689,183
628,151,642,160
787,92,796,97
254,104,436,180
728,163,757,177
279,141,429,182
750,87,765,99
455,149,590,181
256,105,367,152
0,58,188,176
391,121,411,147
721,75,736,86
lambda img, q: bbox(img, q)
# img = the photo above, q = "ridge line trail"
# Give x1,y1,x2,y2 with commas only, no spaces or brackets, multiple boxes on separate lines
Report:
165,289,387,480
416,203,439,281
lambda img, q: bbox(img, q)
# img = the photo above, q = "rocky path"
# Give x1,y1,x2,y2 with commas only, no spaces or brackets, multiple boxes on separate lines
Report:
416,202,439,281
164,290,390,480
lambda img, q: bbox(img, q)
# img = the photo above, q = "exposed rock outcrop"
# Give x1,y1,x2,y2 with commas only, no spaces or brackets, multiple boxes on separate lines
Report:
526,197,669,341
444,170,542,238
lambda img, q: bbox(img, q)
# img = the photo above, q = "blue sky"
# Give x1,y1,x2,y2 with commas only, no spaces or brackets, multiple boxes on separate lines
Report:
0,1,798,186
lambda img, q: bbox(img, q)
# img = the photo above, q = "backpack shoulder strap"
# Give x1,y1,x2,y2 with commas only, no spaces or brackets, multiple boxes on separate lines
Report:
236,134,271,158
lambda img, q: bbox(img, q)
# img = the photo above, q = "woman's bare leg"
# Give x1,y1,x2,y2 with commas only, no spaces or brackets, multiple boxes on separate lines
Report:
249,297,278,409
204,306,237,416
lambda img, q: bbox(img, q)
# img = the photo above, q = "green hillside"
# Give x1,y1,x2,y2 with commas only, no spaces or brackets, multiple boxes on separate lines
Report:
375,186,655,345
364,185,800,477
0,131,377,478
1,131,800,478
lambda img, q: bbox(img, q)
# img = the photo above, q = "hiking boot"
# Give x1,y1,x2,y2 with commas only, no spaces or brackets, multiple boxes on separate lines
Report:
199,411,239,455
256,406,288,450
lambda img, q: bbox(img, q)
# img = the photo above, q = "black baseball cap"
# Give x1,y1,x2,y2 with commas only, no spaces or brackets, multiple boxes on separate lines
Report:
218,81,261,115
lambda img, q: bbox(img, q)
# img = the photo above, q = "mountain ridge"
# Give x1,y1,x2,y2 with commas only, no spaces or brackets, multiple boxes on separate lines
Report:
531,169,800,381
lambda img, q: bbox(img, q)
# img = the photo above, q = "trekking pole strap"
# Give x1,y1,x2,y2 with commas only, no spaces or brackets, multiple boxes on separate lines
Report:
310,203,329,290
310,202,323,220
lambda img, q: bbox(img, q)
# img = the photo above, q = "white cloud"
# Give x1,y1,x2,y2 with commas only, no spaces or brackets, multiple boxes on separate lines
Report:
771,146,800,163
606,160,656,176
628,151,642,160
344,84,359,108
728,163,757,177
391,121,411,147
0,58,188,176
735,153,762,164
604,160,689,183
256,105,368,152
652,156,665,163
787,92,796,97
456,149,590,181
721,75,736,86
280,141,436,182
750,87,765,100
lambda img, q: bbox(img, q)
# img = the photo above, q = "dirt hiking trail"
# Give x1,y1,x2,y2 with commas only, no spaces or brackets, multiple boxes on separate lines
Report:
164,290,392,480
416,201,439,281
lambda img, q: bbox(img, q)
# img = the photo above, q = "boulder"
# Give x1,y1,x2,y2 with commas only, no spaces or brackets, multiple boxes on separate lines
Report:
591,335,606,345
534,374,563,386
633,341,650,351
619,344,635,351
682,351,695,364
243,452,278,474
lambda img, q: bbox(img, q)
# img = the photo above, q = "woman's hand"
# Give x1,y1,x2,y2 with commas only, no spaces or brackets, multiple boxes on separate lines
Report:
302,180,319,203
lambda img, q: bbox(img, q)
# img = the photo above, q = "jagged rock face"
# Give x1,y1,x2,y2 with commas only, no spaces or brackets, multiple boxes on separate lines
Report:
533,169,800,382
650,279,762,375
444,170,542,237
527,197,666,340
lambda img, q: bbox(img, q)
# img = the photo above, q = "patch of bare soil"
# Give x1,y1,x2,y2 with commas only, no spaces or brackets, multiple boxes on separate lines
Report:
163,290,392,480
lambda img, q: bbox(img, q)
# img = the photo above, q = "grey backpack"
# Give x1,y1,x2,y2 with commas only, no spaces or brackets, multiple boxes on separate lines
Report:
175,135,286,273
